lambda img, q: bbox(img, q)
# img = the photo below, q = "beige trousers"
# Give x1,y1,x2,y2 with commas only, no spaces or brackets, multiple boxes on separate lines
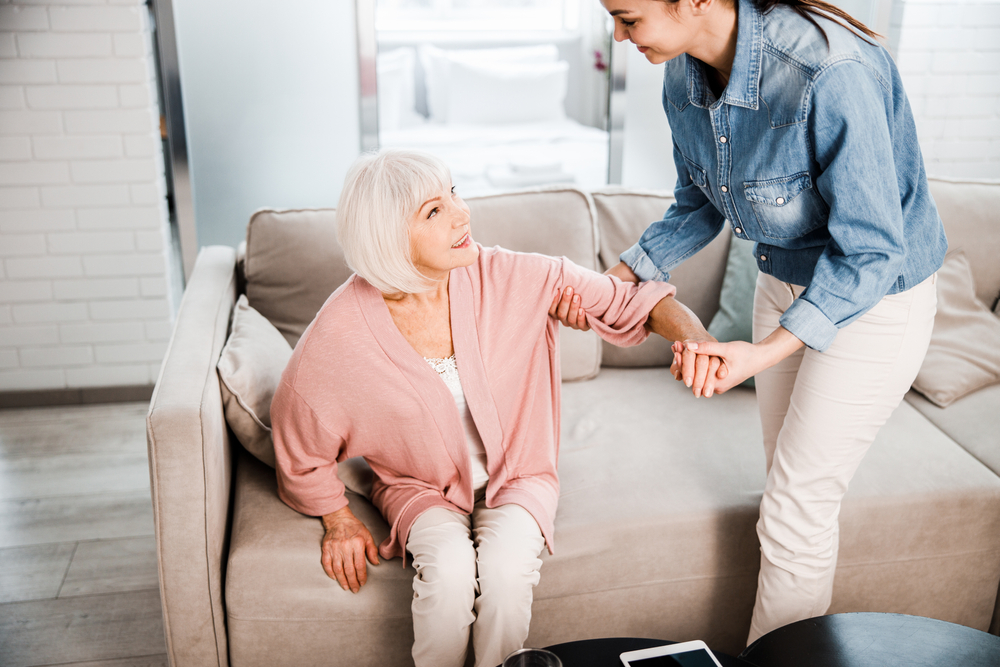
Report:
406,499,546,667
747,271,937,644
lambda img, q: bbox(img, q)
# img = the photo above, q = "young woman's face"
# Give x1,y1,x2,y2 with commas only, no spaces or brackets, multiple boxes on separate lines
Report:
601,0,699,65
408,184,478,281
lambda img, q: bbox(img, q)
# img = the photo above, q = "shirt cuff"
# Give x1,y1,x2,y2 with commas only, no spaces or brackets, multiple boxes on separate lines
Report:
778,297,838,352
620,243,670,283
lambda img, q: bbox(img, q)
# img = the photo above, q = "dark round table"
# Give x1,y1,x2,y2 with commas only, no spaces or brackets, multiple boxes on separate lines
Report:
738,613,1000,667
539,637,754,667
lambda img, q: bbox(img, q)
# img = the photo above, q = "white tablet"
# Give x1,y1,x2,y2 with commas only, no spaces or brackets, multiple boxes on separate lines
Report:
620,640,724,667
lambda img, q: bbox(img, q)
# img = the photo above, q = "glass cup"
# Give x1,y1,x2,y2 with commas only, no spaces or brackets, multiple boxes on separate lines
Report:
502,648,563,667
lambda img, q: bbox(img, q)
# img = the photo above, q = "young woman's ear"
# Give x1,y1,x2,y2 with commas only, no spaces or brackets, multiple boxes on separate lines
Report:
688,0,719,17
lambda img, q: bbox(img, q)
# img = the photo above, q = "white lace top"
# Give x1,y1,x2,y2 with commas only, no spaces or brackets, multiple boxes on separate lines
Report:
424,354,490,492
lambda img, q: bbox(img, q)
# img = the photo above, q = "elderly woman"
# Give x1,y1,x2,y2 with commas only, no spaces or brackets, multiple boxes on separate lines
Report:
270,149,716,667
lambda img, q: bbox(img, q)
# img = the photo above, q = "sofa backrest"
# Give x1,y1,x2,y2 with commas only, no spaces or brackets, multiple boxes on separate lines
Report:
592,187,730,367
928,178,1000,310
243,186,604,381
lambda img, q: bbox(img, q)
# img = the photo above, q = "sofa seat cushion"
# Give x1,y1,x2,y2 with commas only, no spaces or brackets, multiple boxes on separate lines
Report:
906,385,1000,478
226,369,1000,666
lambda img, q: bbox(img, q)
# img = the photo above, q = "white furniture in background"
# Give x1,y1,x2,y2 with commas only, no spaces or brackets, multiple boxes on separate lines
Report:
376,43,610,196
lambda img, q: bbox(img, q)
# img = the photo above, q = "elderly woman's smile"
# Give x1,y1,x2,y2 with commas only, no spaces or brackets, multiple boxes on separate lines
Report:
409,184,479,281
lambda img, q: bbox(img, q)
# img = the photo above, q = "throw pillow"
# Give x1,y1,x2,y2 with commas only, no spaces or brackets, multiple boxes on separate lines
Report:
708,236,759,388
218,295,293,468
218,295,375,498
911,252,1000,408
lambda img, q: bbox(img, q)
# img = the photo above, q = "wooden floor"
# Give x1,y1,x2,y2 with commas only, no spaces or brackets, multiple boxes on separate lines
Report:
0,402,168,667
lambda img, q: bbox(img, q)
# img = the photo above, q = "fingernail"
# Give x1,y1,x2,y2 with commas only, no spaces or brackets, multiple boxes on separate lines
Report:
567,287,573,295
574,295,580,303
688,342,699,350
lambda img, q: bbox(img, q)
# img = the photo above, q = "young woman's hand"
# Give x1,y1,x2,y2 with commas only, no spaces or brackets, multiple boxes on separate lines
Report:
670,340,728,397
673,328,805,396
320,505,380,593
673,340,758,396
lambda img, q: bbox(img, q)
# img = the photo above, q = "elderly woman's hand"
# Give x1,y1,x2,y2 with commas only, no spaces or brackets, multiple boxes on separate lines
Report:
549,262,641,331
321,506,380,593
549,286,590,331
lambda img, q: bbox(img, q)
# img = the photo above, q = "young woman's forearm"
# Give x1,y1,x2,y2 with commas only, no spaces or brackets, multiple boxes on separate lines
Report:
754,326,806,370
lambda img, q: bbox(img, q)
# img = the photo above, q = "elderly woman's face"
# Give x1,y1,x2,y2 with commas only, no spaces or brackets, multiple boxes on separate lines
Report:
409,184,478,282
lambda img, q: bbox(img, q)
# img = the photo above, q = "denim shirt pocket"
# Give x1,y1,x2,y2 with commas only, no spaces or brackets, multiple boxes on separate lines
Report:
743,172,828,240
682,154,709,191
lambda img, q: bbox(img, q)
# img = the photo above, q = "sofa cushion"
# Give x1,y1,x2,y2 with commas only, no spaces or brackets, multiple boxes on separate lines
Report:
928,178,1000,310
591,187,730,367
218,295,293,468
911,252,1000,407
244,187,602,381
217,298,376,497
244,207,351,348
226,369,1000,665
907,385,1000,478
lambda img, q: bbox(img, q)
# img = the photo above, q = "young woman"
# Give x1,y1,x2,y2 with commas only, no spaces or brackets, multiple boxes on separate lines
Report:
554,0,946,644
271,149,715,667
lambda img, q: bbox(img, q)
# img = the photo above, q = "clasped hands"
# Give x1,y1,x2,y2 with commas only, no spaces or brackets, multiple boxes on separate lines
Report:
548,286,759,397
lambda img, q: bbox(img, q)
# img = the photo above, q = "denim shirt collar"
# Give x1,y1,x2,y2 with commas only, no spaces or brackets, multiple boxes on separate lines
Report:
680,0,762,110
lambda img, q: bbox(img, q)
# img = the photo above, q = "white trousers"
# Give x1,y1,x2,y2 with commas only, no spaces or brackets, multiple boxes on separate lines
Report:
747,271,937,644
406,499,546,667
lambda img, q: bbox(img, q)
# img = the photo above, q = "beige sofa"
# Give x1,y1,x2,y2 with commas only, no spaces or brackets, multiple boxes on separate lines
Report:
147,179,1000,667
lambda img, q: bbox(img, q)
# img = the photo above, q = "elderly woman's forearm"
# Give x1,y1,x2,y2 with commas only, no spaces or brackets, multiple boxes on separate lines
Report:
606,261,640,284
645,296,711,342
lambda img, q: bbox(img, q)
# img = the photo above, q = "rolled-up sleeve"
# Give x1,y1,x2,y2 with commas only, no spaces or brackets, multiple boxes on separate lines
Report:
621,141,726,282
271,380,349,517
557,257,676,347
784,59,907,352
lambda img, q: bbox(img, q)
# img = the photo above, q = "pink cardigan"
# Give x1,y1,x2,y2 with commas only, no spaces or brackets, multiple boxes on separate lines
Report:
271,245,676,561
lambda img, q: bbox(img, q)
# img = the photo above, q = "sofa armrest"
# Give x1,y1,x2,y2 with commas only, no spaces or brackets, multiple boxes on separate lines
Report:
147,246,238,667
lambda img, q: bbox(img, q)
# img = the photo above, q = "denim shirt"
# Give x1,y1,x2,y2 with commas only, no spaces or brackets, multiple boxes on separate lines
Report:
620,0,947,351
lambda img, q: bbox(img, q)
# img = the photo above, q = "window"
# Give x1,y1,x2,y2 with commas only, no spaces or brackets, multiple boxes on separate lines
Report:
375,0,579,32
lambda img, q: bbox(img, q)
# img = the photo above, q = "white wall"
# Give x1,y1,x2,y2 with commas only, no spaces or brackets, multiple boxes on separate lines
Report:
893,0,1000,180
620,46,676,191
0,0,177,392
171,0,361,249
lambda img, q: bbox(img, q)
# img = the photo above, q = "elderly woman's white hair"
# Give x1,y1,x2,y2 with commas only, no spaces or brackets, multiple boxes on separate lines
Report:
337,149,453,295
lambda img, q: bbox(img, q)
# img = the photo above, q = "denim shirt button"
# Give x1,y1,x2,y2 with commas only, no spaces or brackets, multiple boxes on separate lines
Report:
760,254,767,261
735,227,743,234
721,185,729,193
719,136,728,143
776,197,785,205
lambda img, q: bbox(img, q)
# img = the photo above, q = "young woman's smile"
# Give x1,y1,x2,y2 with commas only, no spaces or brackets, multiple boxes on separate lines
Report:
600,0,738,80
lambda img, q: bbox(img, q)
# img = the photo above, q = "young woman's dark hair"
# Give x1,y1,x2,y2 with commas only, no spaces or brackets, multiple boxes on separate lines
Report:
755,0,880,43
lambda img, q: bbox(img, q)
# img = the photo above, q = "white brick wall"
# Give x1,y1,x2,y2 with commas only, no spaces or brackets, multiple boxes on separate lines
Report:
893,0,1000,180
0,0,177,392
